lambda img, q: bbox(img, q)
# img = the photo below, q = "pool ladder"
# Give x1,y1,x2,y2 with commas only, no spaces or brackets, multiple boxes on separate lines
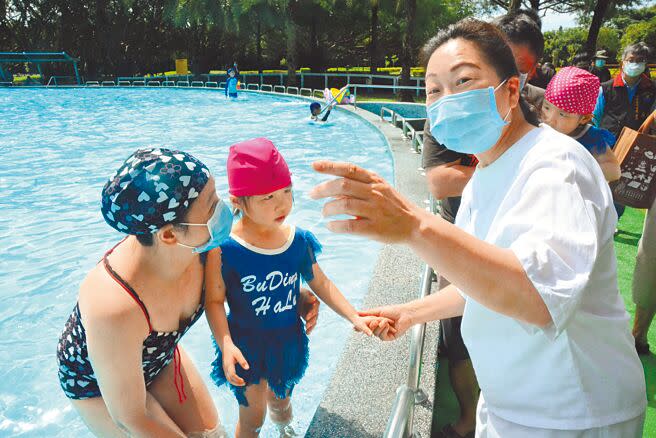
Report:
383,197,435,438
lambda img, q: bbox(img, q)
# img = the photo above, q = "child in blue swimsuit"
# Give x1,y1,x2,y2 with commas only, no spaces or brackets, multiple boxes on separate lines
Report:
225,63,239,98
204,137,392,436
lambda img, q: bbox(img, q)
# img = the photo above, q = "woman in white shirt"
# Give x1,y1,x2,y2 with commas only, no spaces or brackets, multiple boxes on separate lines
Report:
309,19,646,437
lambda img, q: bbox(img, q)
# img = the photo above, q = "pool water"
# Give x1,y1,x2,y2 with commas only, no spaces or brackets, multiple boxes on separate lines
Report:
0,89,393,437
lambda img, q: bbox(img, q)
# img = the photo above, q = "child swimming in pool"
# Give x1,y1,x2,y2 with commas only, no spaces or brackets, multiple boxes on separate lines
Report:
310,102,334,122
225,62,239,98
309,102,331,122
204,137,393,437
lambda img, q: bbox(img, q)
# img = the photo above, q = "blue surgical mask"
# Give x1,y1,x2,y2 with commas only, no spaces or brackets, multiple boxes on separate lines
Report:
595,59,606,68
624,62,646,78
178,199,234,253
427,80,511,155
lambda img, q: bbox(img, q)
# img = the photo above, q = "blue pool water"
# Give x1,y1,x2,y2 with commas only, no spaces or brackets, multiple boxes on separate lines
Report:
357,102,427,119
0,88,393,437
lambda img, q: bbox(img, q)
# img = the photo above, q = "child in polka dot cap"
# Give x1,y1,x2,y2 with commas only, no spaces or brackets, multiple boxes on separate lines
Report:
542,66,621,182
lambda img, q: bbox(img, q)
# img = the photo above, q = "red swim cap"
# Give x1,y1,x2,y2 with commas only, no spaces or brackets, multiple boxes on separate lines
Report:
227,137,292,197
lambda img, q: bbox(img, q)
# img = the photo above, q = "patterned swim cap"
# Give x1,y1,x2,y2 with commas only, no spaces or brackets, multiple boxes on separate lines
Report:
101,148,210,235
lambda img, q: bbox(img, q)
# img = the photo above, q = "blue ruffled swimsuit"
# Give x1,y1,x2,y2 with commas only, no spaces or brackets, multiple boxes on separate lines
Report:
210,227,321,406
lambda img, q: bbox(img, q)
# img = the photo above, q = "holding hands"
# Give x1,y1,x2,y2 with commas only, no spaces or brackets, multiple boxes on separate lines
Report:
359,304,414,341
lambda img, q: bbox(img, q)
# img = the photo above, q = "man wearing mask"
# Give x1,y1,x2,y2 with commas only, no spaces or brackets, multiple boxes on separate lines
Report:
594,42,656,345
590,49,612,83
594,42,655,138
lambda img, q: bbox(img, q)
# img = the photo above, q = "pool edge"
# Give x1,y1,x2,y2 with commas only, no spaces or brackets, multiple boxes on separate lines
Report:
304,105,438,438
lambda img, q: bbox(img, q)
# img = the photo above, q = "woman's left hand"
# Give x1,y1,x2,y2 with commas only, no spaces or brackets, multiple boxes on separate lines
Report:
309,161,421,244
299,289,320,334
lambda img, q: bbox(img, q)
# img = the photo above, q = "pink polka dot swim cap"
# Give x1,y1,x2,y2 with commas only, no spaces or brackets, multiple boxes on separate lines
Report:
544,66,600,115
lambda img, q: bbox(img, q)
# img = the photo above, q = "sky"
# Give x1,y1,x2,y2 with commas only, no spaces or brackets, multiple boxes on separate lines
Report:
540,0,656,32
541,11,577,31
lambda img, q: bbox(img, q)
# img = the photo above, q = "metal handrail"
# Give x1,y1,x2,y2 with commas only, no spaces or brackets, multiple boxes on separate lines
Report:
300,87,313,96
86,81,100,86
381,107,395,122
147,81,161,86
177,81,190,87
413,132,424,154
350,83,425,108
313,89,325,98
286,86,299,94
163,80,176,87
384,201,435,438
260,84,273,92
132,80,145,86
205,81,218,88
101,80,115,86
247,83,259,90
191,81,204,87
117,80,131,86
273,85,285,93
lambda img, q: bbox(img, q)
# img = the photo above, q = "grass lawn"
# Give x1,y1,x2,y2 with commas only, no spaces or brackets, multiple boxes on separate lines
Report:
432,207,655,436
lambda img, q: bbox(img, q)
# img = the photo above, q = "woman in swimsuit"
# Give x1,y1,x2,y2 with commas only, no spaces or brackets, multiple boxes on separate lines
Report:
56,148,319,437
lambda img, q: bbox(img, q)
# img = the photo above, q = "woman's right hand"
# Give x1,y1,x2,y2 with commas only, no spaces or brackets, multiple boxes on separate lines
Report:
222,343,249,386
358,304,415,341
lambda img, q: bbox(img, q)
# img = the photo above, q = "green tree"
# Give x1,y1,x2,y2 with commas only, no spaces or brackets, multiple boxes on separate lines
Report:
621,17,656,52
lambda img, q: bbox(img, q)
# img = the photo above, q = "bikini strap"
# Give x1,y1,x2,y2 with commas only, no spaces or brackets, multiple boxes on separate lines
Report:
102,240,153,332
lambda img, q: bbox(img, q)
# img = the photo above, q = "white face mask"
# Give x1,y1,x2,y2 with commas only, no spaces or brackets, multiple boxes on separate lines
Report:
624,62,646,78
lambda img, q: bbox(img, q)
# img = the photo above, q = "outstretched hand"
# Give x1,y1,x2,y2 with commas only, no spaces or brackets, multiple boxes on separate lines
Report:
309,161,421,244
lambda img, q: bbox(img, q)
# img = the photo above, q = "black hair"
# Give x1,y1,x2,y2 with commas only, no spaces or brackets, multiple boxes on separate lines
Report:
572,51,592,66
310,102,321,111
492,9,544,61
421,18,540,126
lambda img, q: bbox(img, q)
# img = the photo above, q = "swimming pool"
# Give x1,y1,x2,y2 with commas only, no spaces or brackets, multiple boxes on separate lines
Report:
0,88,394,437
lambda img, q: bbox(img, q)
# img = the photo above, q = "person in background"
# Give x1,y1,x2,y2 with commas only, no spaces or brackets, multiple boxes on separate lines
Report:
309,102,334,122
493,9,546,111
572,51,592,70
225,63,239,98
594,43,655,137
590,50,612,83
541,66,621,182
593,42,655,220
422,124,479,438
529,61,555,89
632,193,656,355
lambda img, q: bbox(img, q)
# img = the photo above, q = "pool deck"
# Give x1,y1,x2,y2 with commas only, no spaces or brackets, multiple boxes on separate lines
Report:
305,105,440,437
